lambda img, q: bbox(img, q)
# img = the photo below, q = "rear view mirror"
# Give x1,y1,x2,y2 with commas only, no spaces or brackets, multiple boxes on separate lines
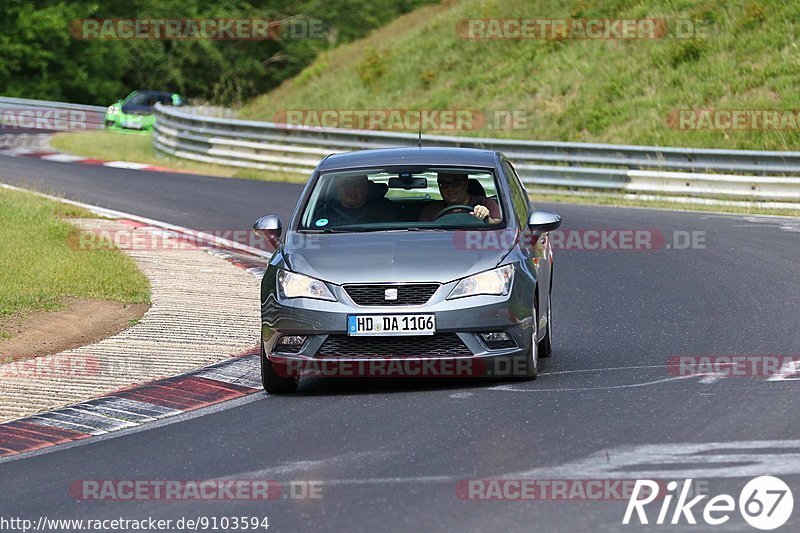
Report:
253,215,282,248
528,211,562,233
388,176,428,189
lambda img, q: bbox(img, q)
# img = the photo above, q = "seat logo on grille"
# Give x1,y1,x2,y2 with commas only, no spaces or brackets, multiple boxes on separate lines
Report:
384,288,398,301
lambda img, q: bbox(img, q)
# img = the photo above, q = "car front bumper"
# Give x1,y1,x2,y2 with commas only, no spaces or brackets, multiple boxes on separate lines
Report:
261,279,535,378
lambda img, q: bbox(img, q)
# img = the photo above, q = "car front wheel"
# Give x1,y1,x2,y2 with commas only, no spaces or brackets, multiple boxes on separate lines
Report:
260,343,298,394
538,292,553,358
518,306,538,380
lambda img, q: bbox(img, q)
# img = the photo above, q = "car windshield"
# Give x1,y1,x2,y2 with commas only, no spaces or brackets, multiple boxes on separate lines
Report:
124,92,159,107
299,166,504,232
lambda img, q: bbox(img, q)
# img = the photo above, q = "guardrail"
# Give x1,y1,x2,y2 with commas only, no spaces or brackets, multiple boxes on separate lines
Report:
158,103,800,204
0,96,106,131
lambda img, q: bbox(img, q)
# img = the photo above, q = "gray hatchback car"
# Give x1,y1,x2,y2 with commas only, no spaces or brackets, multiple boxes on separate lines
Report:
253,147,561,393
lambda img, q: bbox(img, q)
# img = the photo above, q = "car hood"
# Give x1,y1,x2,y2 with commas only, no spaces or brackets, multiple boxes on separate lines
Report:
283,229,517,284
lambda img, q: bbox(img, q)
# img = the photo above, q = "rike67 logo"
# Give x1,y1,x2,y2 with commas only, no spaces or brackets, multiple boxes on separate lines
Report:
623,476,794,530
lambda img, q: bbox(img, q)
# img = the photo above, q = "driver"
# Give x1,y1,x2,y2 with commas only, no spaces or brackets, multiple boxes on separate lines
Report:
419,172,501,224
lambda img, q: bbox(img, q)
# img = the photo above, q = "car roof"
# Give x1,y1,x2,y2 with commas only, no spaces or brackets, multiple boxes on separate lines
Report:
128,90,175,97
317,147,500,171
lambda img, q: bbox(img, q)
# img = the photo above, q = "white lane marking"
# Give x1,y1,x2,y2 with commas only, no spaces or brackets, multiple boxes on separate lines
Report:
59,408,138,431
69,396,188,422
543,364,679,376
767,360,800,381
103,161,151,169
284,475,456,487
211,451,400,480
0,393,267,464
450,392,474,399
35,408,134,433
489,374,709,392
196,355,262,390
0,148,35,156
698,373,725,384
28,415,107,435
88,396,183,418
507,440,800,480
74,403,157,423
0,182,272,259
540,361,795,377
200,441,800,489
40,153,88,163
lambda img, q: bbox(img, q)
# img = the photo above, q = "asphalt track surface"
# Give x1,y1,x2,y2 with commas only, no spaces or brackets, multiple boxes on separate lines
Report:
1,151,800,532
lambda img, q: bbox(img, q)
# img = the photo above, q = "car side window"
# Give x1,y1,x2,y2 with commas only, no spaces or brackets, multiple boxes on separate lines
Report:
502,160,530,222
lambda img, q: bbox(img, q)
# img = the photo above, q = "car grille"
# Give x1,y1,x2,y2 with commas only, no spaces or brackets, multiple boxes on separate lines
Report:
343,283,439,306
316,334,472,358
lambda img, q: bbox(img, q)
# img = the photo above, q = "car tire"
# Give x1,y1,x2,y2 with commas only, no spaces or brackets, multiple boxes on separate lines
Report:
538,291,553,358
519,305,539,380
261,343,298,394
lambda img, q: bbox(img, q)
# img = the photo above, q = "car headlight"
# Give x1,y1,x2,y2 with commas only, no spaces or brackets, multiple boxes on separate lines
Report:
447,265,514,299
278,270,336,301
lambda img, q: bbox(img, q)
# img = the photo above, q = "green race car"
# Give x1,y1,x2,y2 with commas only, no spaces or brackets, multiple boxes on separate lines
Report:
104,90,184,131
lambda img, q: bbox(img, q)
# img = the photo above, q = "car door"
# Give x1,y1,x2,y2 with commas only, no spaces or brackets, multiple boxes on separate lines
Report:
502,159,551,333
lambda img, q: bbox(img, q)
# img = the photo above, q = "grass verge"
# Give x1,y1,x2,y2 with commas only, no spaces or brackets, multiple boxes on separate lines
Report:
0,187,151,335
532,190,800,218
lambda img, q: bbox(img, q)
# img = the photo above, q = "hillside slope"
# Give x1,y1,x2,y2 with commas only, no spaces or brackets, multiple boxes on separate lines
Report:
240,0,800,150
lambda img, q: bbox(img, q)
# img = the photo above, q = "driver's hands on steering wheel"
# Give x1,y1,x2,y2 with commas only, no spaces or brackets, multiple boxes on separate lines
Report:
471,204,490,221
433,203,493,222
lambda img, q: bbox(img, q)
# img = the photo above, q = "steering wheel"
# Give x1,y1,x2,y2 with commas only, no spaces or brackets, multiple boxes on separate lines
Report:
434,204,478,220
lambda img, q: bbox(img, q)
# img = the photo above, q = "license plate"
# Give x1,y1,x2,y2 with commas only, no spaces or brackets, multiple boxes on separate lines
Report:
348,314,435,336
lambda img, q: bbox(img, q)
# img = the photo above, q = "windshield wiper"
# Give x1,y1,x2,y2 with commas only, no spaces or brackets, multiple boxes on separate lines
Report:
350,226,450,233
303,226,457,233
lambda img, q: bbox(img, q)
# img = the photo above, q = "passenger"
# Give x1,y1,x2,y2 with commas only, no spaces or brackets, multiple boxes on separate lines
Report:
419,172,501,224
315,175,397,226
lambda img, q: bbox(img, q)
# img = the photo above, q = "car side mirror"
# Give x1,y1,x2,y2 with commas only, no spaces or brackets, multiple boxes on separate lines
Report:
528,211,562,233
253,215,282,248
